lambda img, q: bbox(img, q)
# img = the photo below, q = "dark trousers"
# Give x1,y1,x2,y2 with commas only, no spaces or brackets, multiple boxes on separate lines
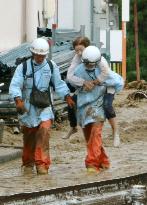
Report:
67,94,77,128
103,93,116,119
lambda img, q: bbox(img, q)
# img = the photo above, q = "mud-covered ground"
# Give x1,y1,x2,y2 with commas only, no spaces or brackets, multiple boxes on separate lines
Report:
0,88,147,195
2,89,147,149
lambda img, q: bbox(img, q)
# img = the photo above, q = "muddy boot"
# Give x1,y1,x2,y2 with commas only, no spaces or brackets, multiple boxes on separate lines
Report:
101,163,110,169
36,166,48,175
22,166,34,175
113,132,120,147
62,127,78,139
87,167,101,174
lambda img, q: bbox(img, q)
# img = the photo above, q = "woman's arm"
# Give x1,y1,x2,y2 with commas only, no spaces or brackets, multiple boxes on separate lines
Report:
67,54,95,90
67,54,85,87
94,56,110,85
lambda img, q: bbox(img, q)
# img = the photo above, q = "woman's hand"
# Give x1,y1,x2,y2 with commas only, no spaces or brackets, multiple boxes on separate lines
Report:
83,81,95,91
93,79,100,85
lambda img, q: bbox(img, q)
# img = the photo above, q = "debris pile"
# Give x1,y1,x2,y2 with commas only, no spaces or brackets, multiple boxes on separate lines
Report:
126,80,147,90
127,90,147,101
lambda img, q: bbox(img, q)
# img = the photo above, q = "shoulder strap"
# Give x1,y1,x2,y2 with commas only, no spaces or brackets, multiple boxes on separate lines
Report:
23,59,54,78
47,59,55,91
47,59,54,74
46,59,56,115
22,61,27,78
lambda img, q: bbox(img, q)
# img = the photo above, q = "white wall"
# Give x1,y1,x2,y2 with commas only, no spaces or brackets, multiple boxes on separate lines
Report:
0,0,112,52
47,0,58,28
100,30,122,61
94,0,108,30
26,0,38,42
74,0,91,38
110,30,122,61
0,0,25,51
57,0,74,29
0,0,46,51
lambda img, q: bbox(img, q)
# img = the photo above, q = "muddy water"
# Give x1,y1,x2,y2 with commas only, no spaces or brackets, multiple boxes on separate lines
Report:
0,139,147,196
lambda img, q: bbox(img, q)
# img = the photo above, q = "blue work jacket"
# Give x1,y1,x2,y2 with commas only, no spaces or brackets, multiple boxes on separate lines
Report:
74,63,124,127
9,58,70,127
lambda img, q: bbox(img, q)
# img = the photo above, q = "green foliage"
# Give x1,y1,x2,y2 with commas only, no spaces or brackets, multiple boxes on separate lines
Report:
127,70,137,82
126,0,147,81
112,0,147,81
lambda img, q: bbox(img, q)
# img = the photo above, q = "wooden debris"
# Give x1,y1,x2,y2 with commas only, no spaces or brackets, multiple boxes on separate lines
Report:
126,80,147,90
127,90,147,101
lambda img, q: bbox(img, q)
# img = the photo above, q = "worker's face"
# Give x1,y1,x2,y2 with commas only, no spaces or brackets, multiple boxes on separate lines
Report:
75,45,85,57
33,54,46,64
85,63,96,70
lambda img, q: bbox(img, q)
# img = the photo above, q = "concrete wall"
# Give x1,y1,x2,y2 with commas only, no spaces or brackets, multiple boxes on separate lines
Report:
53,0,92,38
94,0,108,30
57,0,74,29
0,0,92,51
0,0,115,51
74,0,91,38
0,0,46,51
0,0,25,51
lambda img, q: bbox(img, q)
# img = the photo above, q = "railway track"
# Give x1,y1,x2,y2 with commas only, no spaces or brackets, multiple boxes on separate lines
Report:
0,172,146,205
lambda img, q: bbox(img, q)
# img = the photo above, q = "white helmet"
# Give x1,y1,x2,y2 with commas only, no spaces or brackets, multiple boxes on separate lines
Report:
82,46,101,64
30,38,49,55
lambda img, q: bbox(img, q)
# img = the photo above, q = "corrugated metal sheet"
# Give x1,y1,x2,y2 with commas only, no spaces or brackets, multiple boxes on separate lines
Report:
0,42,74,76
0,42,75,123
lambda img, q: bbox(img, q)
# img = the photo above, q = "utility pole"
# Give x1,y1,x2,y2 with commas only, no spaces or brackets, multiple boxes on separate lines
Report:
90,0,94,42
122,0,130,81
134,0,140,81
122,21,126,80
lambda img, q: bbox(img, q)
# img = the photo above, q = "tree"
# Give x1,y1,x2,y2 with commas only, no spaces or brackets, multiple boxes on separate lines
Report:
127,0,147,81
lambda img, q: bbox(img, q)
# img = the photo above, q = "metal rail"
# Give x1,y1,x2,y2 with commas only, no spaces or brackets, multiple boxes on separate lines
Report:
0,172,146,204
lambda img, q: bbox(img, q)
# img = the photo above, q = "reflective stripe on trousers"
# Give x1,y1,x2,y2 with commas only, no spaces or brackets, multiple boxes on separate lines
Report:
22,120,52,169
83,123,110,170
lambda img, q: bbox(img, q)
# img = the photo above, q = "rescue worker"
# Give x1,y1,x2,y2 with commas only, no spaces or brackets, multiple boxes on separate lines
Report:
73,46,124,173
65,37,120,148
9,38,74,175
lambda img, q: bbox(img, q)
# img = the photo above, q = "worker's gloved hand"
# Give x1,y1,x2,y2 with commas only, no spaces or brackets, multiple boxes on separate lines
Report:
65,95,75,108
14,97,27,115
83,81,95,91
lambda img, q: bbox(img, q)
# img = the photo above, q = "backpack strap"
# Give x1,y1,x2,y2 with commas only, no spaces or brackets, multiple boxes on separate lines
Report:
22,59,53,78
47,59,54,74
46,59,56,116
22,61,27,79
47,59,55,91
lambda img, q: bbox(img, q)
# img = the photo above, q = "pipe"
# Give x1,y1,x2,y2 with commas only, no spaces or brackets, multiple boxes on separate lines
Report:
26,0,38,42
90,0,94,41
43,0,55,19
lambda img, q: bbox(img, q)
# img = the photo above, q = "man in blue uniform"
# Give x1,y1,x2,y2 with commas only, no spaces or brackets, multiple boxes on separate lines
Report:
73,46,124,173
9,38,74,174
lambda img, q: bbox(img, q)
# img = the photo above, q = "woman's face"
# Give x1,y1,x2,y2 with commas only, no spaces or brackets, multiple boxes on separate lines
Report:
75,45,86,57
